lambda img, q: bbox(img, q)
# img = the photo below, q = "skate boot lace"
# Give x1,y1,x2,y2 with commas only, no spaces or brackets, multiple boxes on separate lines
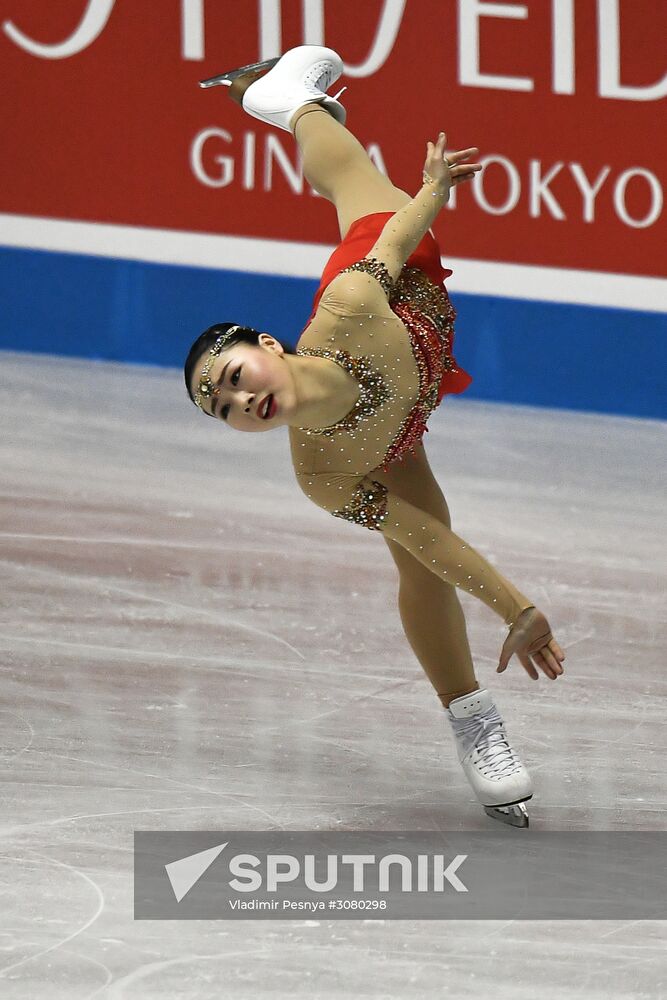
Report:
303,61,334,95
450,705,523,779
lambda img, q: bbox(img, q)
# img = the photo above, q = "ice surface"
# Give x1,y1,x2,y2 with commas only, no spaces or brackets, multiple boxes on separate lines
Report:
0,350,665,998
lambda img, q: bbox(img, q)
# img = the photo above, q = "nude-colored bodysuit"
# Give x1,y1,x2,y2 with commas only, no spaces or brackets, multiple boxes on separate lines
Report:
288,180,534,628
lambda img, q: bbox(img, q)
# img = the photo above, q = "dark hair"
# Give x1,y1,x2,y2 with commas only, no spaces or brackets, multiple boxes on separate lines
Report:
184,322,296,415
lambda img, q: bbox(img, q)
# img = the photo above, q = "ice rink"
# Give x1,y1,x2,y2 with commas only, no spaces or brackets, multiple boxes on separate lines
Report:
0,350,665,998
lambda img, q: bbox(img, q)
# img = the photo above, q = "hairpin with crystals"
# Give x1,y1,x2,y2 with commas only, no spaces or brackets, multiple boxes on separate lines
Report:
194,325,241,409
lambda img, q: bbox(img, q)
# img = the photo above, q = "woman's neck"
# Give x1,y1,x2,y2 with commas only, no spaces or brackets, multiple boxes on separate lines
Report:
285,353,360,429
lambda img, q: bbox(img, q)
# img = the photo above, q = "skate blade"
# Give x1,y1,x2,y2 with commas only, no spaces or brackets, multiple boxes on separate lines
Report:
484,802,529,828
199,57,280,89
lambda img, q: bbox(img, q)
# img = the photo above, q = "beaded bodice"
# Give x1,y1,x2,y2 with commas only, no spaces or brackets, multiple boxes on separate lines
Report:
293,258,460,472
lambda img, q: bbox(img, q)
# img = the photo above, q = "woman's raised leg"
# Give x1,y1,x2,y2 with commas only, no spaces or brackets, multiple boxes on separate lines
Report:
291,106,411,238
371,443,480,708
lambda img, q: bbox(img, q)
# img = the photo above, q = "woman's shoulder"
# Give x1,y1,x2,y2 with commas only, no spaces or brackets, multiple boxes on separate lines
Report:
318,266,396,318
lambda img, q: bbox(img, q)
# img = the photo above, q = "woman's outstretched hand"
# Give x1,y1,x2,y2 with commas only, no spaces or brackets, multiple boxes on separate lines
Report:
497,607,566,681
423,132,482,202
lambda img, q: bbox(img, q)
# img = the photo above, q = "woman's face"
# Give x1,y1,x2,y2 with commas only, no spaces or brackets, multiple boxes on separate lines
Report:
191,335,295,432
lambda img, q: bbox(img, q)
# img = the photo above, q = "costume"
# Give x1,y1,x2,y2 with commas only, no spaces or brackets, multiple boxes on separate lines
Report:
289,180,534,630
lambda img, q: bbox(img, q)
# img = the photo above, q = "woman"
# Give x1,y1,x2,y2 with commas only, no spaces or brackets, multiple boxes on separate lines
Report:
184,46,565,827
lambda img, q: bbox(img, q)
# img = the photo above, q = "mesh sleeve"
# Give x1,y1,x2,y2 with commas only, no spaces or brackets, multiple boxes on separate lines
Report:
297,470,534,627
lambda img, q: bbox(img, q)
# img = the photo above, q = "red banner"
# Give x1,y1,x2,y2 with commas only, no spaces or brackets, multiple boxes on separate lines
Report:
3,0,666,277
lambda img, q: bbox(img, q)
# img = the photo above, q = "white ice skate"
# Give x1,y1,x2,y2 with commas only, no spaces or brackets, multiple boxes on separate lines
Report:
447,688,533,828
200,45,347,133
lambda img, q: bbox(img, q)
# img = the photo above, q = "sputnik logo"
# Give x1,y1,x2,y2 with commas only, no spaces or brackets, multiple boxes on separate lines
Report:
165,842,228,902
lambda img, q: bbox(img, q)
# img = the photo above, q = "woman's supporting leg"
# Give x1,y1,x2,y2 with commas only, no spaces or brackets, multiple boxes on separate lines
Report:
372,444,479,708
389,539,479,708
291,106,411,238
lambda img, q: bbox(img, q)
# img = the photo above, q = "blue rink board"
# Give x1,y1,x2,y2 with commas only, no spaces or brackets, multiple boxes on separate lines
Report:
1,245,665,420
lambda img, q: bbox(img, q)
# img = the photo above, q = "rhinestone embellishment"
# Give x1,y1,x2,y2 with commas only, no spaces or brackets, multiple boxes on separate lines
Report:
340,256,394,297
332,479,389,531
295,346,392,436
380,267,459,470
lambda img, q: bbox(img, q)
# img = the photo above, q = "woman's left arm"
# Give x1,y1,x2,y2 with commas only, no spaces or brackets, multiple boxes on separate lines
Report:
365,133,482,284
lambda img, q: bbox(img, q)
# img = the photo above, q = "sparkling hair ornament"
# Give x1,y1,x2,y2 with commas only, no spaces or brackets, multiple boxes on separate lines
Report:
194,325,241,409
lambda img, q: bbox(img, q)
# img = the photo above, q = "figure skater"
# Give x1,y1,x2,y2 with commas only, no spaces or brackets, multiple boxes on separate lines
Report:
184,46,565,827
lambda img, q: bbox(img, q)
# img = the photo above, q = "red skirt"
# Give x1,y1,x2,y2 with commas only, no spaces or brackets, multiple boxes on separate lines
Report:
304,212,473,400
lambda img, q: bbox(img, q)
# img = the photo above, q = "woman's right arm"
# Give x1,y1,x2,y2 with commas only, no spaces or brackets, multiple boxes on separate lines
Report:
297,467,565,680
365,133,482,284
298,466,533,628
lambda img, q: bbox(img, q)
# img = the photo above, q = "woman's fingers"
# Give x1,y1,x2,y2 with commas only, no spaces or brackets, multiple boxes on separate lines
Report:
425,137,482,186
537,640,566,677
427,140,481,166
532,644,566,679
497,635,513,672
550,638,566,662
451,166,482,186
447,146,480,164
543,646,564,675
520,654,539,680
428,132,447,156
448,149,483,186
498,608,566,682
534,651,558,679
451,164,482,175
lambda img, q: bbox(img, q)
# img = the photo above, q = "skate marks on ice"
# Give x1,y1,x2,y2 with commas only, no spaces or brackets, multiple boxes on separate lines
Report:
0,352,665,998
